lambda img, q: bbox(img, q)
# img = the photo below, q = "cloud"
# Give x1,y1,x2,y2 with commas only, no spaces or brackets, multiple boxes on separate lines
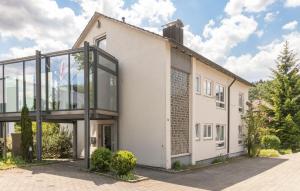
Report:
224,32,300,81
76,0,176,26
184,14,257,64
264,11,278,22
0,0,176,60
282,20,298,30
285,0,300,7
256,30,264,37
225,0,276,16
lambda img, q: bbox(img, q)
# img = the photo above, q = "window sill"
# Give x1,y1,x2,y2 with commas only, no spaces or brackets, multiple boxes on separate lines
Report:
203,137,213,140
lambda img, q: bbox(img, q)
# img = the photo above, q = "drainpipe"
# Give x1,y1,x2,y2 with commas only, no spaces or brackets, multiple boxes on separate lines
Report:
227,77,236,155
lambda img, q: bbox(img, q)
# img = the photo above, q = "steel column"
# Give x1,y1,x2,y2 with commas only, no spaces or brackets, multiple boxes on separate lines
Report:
36,50,42,161
3,122,6,159
84,42,90,169
72,121,78,160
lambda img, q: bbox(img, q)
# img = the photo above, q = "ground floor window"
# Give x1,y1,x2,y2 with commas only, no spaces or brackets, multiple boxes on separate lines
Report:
238,125,243,145
216,124,225,148
203,124,213,140
195,123,200,140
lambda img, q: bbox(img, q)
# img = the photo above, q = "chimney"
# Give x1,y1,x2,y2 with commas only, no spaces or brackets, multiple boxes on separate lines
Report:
163,19,184,44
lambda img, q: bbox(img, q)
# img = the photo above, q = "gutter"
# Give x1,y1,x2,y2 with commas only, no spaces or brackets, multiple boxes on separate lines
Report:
227,77,236,155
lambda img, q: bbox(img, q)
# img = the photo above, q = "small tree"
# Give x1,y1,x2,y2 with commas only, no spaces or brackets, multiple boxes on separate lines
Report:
244,101,265,157
21,106,33,162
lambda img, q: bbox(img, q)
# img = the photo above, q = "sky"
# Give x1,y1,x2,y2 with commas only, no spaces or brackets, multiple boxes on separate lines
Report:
0,0,300,82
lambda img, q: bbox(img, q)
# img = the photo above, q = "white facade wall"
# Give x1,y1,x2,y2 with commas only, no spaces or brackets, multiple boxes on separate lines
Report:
77,16,171,168
191,59,249,162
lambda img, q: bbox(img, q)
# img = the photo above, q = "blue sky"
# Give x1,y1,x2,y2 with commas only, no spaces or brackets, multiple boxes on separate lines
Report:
0,0,300,82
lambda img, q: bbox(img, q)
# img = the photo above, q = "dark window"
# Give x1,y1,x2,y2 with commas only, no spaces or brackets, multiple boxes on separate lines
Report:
96,36,107,50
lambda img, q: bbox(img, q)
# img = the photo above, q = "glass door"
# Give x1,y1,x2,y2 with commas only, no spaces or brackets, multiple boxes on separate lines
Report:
102,125,112,150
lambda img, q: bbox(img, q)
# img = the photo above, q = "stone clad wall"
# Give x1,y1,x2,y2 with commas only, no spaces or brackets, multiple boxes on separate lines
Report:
171,68,189,155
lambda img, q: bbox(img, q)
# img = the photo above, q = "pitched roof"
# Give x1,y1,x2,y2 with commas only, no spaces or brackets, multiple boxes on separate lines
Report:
74,12,253,87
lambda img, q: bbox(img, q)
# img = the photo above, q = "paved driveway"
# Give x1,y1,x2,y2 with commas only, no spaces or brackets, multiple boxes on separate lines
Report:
1,153,300,191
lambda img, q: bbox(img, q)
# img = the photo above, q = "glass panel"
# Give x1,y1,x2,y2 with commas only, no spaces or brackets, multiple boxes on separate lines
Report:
70,52,84,109
97,68,117,111
41,58,46,111
4,62,23,112
98,54,116,72
0,79,3,112
25,60,36,111
0,65,3,79
97,37,107,50
48,55,69,110
89,51,94,108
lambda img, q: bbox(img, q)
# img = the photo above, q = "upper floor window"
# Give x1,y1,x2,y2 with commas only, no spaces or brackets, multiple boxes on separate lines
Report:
195,74,201,94
239,93,244,112
216,124,225,148
96,36,107,50
195,123,200,140
204,79,212,96
216,84,225,108
203,124,213,140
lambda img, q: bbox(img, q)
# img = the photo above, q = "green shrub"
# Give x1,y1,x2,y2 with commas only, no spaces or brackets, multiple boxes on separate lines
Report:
279,149,292,155
259,149,280,157
212,155,227,164
111,150,137,175
261,135,281,149
91,147,112,172
172,161,182,170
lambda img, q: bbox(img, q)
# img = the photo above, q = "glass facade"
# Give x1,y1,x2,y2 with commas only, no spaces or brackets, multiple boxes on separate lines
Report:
0,47,118,113
4,62,23,112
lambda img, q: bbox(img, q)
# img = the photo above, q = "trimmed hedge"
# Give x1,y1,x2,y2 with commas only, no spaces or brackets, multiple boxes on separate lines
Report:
261,135,281,150
111,150,137,175
91,147,112,172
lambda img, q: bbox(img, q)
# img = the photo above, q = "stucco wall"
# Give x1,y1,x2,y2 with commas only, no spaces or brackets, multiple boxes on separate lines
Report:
76,16,170,168
191,59,249,162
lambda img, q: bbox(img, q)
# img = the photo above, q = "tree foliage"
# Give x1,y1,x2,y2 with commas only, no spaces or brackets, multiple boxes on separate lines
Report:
264,41,300,150
20,106,33,162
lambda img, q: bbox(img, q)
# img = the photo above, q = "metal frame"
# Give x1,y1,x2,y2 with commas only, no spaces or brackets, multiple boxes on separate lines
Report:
0,42,119,168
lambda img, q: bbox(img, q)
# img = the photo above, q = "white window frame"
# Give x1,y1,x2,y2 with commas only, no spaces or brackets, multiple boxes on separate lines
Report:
238,125,243,145
96,35,107,50
239,93,244,113
195,123,201,141
203,123,213,140
204,79,213,97
216,124,225,148
195,74,201,94
216,84,225,109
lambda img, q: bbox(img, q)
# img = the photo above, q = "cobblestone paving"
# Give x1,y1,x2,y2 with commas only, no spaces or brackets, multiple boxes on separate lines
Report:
1,153,299,191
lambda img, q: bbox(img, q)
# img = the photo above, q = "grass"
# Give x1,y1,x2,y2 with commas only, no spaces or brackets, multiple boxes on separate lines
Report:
118,172,139,181
211,155,228,164
0,153,57,170
258,149,280,157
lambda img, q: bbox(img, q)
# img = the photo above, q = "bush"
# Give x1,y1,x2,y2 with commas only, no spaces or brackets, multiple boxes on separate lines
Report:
172,161,181,170
111,150,137,175
279,149,292,155
261,135,281,149
259,149,280,157
91,147,112,172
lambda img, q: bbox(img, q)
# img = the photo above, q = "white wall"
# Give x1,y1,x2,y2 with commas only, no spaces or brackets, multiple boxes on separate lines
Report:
76,16,171,168
191,59,250,162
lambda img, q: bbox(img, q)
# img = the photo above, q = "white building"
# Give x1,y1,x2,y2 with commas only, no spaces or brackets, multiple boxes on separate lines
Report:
73,12,251,169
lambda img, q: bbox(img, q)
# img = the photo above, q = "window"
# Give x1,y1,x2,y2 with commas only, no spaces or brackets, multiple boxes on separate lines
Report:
239,93,244,112
238,125,243,145
203,124,213,139
216,124,225,148
204,79,212,96
195,123,200,140
216,84,225,108
96,36,107,50
195,75,201,94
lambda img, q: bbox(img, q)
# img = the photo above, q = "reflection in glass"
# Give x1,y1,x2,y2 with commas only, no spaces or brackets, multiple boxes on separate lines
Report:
0,79,3,112
97,68,117,111
41,58,46,111
48,55,69,110
98,54,116,72
4,62,23,112
25,60,36,110
70,52,84,109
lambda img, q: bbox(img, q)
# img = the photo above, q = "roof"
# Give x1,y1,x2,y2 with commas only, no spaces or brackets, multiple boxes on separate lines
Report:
74,12,253,87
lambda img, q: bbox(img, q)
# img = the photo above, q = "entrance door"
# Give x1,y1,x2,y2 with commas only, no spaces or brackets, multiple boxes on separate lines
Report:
102,125,112,150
